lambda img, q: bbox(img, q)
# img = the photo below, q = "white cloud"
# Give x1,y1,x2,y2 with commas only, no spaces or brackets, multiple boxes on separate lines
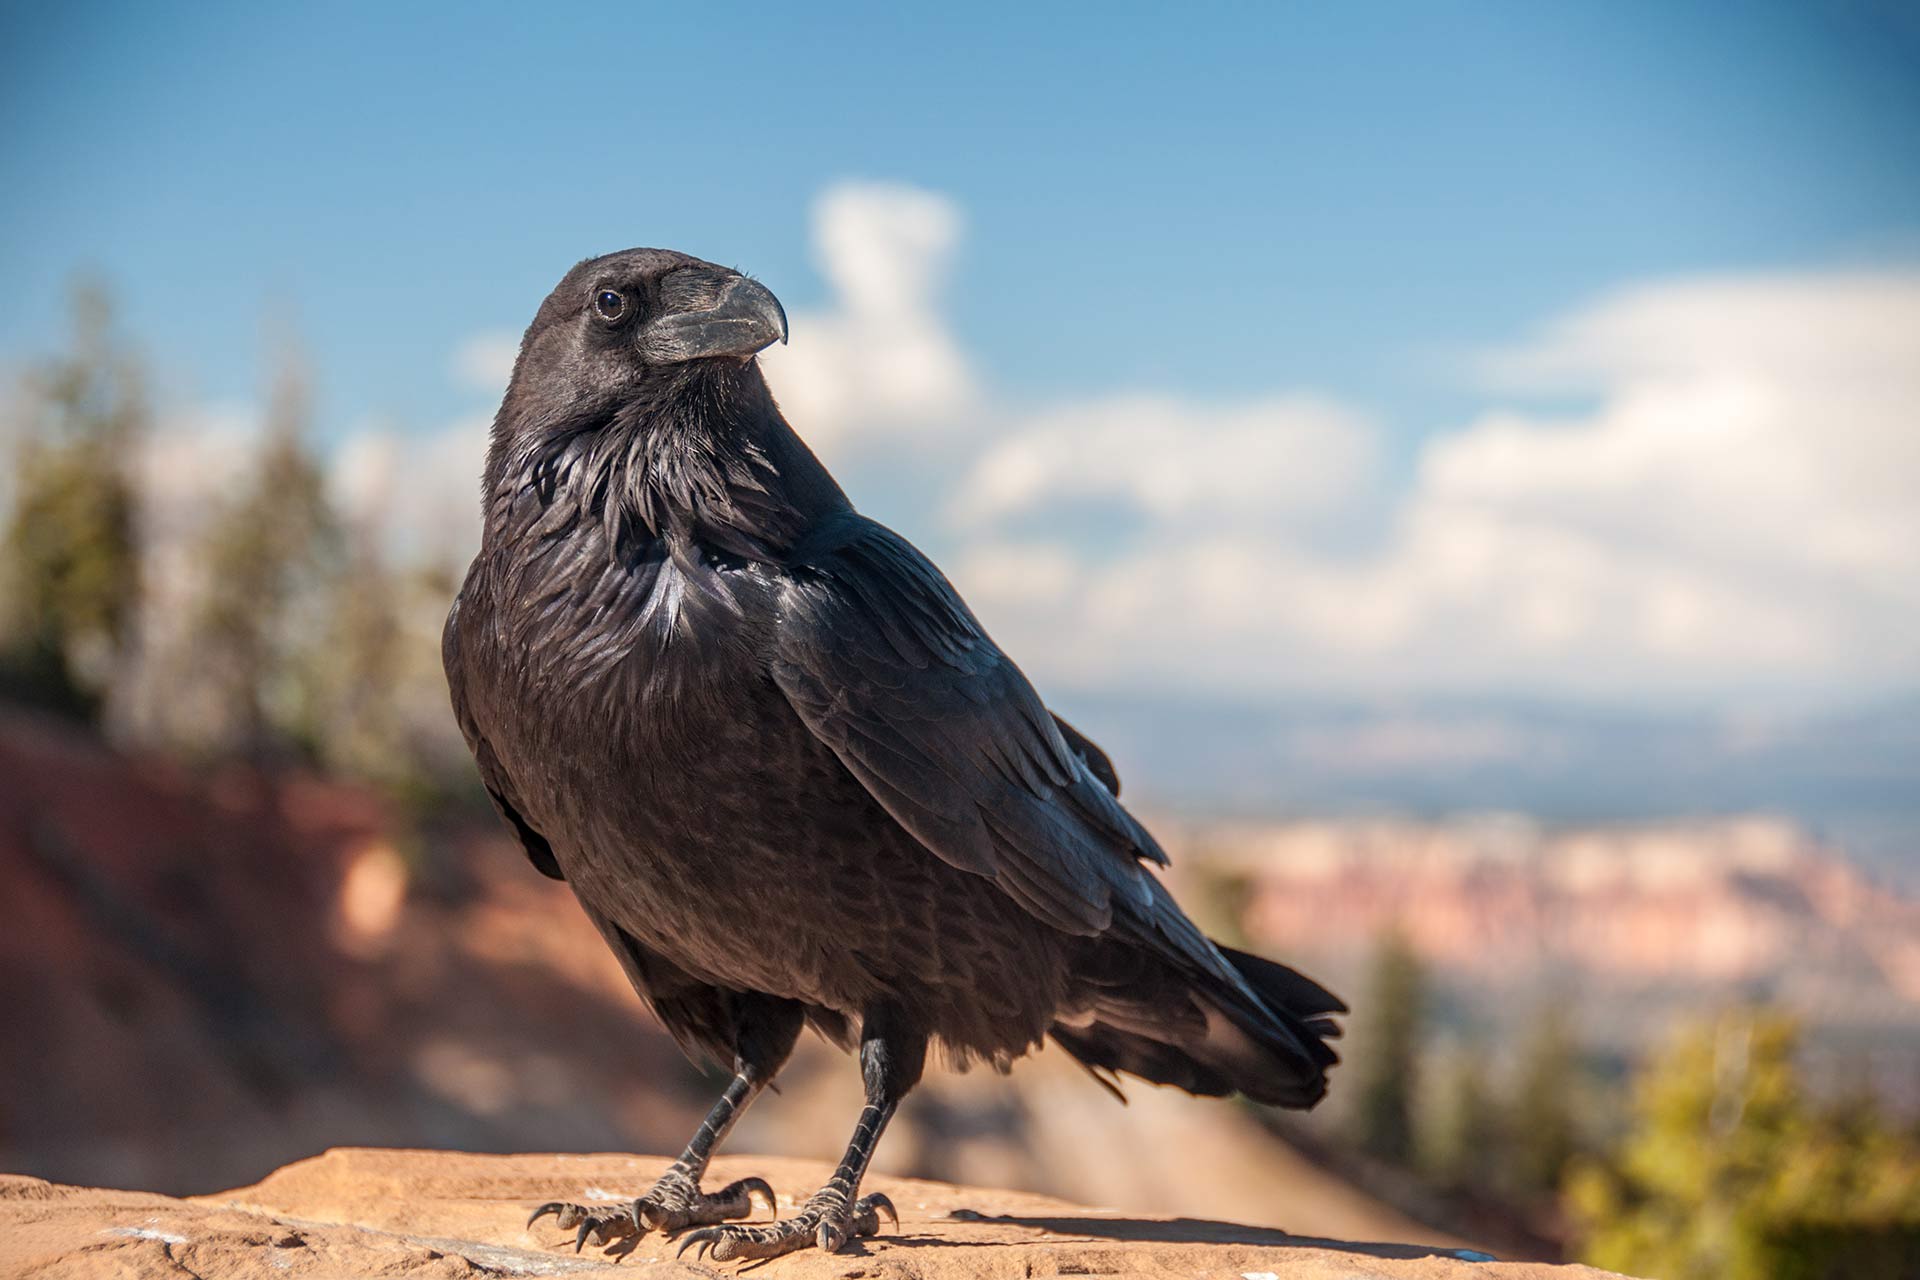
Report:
330,413,488,567
951,394,1377,535
949,270,1920,701
450,332,519,397
1437,275,1920,592
138,401,260,553
330,323,514,567
1475,271,1920,394
756,182,976,453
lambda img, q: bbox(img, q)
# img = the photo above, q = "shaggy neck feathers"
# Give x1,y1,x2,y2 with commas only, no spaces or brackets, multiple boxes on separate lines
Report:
487,361,848,566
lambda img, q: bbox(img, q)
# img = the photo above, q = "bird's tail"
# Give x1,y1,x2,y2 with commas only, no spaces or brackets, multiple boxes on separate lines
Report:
1050,941,1345,1109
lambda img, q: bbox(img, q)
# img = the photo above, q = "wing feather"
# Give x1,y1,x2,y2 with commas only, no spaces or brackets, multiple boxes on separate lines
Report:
444,591,565,881
772,517,1167,936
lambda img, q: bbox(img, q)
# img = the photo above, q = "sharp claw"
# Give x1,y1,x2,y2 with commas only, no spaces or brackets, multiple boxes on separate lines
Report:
677,1228,717,1260
631,1199,646,1234
527,1202,565,1229
574,1219,594,1253
867,1192,899,1229
742,1176,777,1217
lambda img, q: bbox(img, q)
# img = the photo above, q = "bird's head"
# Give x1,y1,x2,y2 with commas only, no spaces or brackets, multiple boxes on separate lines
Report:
485,247,845,552
500,248,789,428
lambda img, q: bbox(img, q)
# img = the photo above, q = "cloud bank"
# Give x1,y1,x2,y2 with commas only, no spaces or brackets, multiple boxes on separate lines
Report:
948,273,1919,702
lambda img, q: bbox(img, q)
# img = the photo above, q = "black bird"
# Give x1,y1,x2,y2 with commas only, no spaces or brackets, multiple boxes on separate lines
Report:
445,249,1345,1262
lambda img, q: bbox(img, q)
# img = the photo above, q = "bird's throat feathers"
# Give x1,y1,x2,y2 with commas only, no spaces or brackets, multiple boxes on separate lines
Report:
488,360,848,567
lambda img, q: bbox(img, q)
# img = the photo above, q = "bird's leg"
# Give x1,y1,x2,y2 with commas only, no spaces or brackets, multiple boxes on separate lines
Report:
678,1006,925,1262
527,1069,775,1253
529,998,801,1255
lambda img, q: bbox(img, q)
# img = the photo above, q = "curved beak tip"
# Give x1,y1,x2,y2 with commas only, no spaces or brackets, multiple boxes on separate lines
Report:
760,283,790,345
645,273,790,362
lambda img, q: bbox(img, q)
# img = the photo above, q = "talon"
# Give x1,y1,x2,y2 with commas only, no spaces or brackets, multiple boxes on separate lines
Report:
527,1201,566,1229
574,1218,594,1253
867,1192,899,1230
743,1176,777,1216
678,1228,718,1261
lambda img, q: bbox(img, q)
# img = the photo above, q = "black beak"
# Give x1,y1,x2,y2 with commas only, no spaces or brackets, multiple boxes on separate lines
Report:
641,275,789,364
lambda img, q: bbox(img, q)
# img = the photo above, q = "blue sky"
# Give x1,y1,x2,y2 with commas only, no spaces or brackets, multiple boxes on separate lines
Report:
3,2,1918,709
4,2,1915,433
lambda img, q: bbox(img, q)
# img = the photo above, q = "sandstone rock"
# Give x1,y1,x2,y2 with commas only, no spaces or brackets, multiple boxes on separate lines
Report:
0,1148,1640,1280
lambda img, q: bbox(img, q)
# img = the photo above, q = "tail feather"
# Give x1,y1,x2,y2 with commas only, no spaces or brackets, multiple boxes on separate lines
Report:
1050,1022,1239,1101
1220,943,1347,1041
1051,939,1345,1110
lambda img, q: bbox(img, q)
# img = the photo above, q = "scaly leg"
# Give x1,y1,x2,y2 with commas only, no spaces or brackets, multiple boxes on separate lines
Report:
678,1006,924,1262
529,998,802,1255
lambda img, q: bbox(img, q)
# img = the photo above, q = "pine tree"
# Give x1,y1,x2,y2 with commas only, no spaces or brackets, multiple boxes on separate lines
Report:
0,282,145,721
1509,996,1581,1196
1422,1035,1500,1191
1350,928,1426,1165
312,526,411,789
189,345,339,759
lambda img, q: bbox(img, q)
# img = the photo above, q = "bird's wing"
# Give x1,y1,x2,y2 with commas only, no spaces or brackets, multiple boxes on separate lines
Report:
770,516,1165,935
443,592,565,881
1051,712,1121,796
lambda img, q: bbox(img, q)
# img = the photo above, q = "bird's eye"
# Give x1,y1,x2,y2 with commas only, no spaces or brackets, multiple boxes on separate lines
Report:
594,289,627,321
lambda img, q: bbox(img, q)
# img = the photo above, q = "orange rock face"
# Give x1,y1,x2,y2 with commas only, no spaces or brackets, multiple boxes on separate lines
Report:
1,1147,1642,1280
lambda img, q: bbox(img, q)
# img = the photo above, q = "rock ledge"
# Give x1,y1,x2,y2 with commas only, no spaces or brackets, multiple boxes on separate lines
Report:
1,1148,1638,1279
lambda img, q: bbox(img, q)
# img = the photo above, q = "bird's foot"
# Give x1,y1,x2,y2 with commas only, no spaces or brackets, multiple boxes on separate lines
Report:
528,1164,775,1255
677,1187,896,1262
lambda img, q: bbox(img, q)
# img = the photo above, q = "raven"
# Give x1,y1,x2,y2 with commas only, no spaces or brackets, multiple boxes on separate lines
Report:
445,249,1345,1262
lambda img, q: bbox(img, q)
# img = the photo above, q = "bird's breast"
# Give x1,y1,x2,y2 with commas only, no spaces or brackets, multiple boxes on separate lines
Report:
475,523,785,807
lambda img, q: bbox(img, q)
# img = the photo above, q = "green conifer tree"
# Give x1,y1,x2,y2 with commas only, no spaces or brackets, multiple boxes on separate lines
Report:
1509,996,1581,1196
190,346,339,758
1422,1035,1500,1191
1350,928,1426,1165
1,282,145,720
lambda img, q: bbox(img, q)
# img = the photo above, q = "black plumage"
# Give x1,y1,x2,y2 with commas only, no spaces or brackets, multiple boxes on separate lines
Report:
445,249,1345,1261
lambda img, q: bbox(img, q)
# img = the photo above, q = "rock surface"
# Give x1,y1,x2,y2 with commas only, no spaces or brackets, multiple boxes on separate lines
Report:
1,1148,1639,1280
